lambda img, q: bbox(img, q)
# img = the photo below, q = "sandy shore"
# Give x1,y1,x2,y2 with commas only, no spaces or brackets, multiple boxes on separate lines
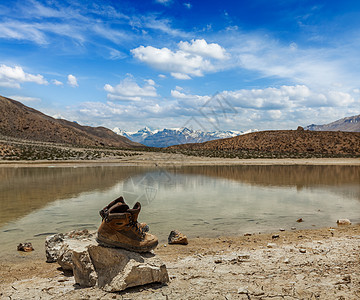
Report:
0,225,359,299
0,151,359,167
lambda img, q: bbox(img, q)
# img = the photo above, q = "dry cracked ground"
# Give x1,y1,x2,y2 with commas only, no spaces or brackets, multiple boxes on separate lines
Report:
0,225,359,300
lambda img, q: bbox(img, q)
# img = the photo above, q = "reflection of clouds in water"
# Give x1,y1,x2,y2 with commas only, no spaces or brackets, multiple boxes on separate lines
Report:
0,165,359,260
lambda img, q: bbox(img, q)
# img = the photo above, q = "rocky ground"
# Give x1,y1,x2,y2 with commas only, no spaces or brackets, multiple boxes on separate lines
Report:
0,225,359,299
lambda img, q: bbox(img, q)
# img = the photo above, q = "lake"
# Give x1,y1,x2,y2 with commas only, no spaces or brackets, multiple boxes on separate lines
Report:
0,164,359,260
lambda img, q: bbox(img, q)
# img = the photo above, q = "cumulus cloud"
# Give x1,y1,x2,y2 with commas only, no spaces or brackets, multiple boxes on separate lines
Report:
218,85,355,110
178,39,227,60
104,77,158,101
67,74,78,87
0,64,48,88
52,79,63,86
131,39,227,79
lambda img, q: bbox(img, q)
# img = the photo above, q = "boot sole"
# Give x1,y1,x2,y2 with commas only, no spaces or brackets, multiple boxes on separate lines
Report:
96,234,158,253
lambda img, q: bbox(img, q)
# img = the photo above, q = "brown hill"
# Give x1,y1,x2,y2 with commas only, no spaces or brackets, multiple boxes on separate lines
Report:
0,95,142,148
170,127,360,156
305,114,360,132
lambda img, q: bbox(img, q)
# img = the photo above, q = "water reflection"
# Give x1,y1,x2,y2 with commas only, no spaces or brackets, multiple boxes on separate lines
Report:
0,165,359,260
0,166,151,226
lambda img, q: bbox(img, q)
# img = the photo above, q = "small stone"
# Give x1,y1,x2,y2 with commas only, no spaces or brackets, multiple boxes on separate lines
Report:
17,242,34,252
168,230,188,245
267,243,276,248
279,228,285,231
237,254,250,262
299,248,306,253
272,234,280,239
214,259,222,264
244,233,252,236
336,219,351,225
284,258,290,264
291,227,296,230
238,287,249,294
296,218,303,223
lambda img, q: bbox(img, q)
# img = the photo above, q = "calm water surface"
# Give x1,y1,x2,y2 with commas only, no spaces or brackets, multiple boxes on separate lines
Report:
0,165,359,260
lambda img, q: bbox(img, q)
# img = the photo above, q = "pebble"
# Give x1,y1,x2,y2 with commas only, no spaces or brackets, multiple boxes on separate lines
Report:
337,219,351,225
272,234,280,239
299,248,307,253
267,243,276,248
291,227,296,230
17,242,34,252
237,287,249,294
279,228,285,231
296,218,303,223
244,233,252,236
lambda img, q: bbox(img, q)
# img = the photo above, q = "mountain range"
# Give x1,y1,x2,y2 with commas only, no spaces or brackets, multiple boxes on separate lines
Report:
1,94,359,157
0,95,141,149
305,114,360,132
113,127,257,147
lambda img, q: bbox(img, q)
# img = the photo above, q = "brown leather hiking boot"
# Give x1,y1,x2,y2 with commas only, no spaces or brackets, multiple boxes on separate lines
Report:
99,197,149,232
97,199,157,252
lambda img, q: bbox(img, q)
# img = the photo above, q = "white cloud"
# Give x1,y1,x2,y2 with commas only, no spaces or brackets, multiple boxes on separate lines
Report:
171,73,191,80
9,95,41,102
178,39,228,60
145,79,156,86
0,64,48,88
218,85,354,110
131,39,227,79
104,77,158,101
227,31,360,90
155,0,172,6
184,3,192,9
158,74,166,78
67,74,78,87
52,79,63,86
108,48,126,60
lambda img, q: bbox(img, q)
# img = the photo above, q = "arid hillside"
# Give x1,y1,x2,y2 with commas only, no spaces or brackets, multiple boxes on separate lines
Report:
0,95,142,149
170,127,360,156
305,114,360,132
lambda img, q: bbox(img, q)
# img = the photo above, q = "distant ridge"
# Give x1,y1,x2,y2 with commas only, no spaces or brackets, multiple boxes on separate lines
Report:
170,127,360,156
0,95,142,148
305,114,360,132
113,126,257,147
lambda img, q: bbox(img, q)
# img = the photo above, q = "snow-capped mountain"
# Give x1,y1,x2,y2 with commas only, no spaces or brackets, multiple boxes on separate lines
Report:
113,127,257,147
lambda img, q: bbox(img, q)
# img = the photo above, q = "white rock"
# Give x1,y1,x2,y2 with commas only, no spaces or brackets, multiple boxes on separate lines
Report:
45,229,95,264
337,219,351,225
45,233,65,263
72,245,169,292
58,237,97,271
46,230,169,292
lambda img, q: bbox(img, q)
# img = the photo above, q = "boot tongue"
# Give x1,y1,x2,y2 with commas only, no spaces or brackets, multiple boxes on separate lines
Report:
128,202,141,222
109,203,129,214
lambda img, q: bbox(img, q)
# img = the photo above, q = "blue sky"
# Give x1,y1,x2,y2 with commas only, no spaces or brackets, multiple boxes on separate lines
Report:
1,0,360,132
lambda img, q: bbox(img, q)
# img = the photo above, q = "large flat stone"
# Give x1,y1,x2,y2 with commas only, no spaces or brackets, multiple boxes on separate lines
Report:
46,230,169,292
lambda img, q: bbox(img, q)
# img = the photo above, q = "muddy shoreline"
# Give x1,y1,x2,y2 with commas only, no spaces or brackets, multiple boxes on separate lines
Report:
0,152,359,167
0,225,359,299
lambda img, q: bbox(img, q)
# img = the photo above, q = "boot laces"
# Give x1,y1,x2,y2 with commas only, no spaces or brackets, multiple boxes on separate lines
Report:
127,216,146,237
